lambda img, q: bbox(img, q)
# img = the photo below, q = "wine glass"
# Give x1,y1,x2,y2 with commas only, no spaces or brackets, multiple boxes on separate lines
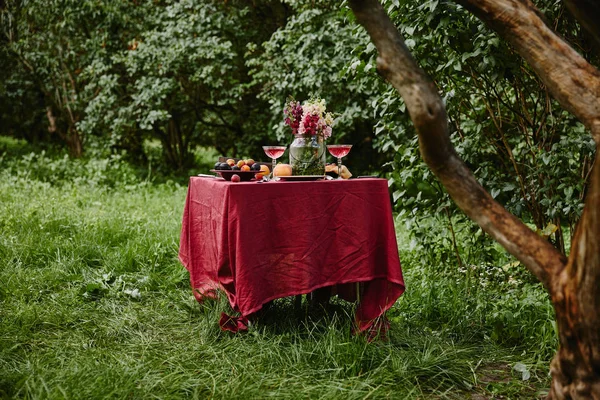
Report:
327,145,352,179
262,145,287,181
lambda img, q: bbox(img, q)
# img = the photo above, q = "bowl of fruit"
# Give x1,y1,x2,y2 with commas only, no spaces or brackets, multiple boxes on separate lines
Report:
212,159,269,182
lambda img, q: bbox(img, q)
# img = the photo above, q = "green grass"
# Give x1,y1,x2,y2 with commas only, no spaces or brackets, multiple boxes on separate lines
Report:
0,149,555,399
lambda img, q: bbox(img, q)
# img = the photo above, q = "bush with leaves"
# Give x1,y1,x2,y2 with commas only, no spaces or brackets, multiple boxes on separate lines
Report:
346,0,596,256
1,0,290,170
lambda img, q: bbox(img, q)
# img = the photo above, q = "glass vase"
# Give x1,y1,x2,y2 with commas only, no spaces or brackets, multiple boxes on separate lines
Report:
289,134,326,176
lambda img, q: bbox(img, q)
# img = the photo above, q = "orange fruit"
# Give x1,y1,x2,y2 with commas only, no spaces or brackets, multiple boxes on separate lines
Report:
255,165,270,180
273,163,292,177
259,164,270,175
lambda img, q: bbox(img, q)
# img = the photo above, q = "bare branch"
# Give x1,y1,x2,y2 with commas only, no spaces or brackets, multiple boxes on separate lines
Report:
347,0,567,291
456,0,600,141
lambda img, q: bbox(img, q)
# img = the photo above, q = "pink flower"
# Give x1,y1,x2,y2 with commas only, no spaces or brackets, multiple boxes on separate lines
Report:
284,99,303,135
284,96,335,138
298,113,320,135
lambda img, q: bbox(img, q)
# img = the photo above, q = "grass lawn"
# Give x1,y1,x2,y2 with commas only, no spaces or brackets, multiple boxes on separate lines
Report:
0,159,554,399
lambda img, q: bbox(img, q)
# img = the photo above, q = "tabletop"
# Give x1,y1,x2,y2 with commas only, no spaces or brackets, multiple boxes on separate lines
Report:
179,176,405,333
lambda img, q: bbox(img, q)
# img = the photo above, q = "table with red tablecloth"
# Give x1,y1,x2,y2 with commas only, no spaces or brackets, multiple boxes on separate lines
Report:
178,176,405,333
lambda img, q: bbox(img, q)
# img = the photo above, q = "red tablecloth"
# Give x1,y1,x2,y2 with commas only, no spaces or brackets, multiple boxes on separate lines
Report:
179,177,405,333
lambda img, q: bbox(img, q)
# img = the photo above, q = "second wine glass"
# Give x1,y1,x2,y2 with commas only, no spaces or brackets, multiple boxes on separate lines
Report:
327,145,352,180
262,146,287,181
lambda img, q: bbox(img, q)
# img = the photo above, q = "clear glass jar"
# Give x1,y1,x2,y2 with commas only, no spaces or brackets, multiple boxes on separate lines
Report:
289,134,326,176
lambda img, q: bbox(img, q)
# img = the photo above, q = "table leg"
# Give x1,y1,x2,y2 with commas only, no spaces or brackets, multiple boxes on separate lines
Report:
356,282,361,304
294,294,302,312
309,286,331,308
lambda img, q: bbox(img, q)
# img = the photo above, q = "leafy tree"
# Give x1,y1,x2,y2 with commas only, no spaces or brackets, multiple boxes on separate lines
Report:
348,0,600,397
349,0,596,256
1,0,290,168
0,0,149,156
80,0,291,169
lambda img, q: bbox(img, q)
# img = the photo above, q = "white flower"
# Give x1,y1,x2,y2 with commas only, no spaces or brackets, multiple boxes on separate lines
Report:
317,98,326,114
302,99,326,118
324,112,334,126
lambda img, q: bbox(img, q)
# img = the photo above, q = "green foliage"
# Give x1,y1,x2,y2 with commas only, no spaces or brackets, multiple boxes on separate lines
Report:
1,0,289,169
1,0,150,155
369,0,596,256
82,0,285,168
393,228,557,360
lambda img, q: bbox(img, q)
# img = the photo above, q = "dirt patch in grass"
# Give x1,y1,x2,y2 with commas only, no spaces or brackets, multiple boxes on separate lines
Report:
466,362,549,399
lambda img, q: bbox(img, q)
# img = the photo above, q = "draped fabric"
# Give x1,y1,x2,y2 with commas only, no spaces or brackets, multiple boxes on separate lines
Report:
179,177,405,332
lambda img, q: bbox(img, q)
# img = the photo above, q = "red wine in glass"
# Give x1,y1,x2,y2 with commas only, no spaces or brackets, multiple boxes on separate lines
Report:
262,146,287,181
327,145,352,179
263,147,286,159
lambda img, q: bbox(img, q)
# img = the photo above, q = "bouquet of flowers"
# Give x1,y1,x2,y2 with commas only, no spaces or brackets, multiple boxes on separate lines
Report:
283,96,335,175
284,96,334,138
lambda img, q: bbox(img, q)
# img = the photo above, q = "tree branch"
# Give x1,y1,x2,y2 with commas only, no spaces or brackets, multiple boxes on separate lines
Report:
456,0,600,141
347,0,567,292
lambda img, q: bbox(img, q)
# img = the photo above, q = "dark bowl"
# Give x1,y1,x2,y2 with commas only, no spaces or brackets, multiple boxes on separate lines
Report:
210,170,257,182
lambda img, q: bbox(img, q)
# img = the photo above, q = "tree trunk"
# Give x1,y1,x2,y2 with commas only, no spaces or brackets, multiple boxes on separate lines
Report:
549,151,600,399
66,126,83,158
153,120,193,171
346,0,600,397
46,105,83,157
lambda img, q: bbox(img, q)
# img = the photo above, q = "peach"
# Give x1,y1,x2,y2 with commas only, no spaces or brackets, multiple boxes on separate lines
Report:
231,174,241,183
259,164,270,175
240,165,251,172
236,160,246,168
226,158,236,167
246,158,255,166
273,163,293,177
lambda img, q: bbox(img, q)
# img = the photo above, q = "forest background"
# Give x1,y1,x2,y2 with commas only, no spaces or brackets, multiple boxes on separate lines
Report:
0,0,597,398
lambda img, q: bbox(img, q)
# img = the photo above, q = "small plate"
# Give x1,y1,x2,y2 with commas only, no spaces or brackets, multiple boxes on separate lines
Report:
277,175,325,181
210,170,258,181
